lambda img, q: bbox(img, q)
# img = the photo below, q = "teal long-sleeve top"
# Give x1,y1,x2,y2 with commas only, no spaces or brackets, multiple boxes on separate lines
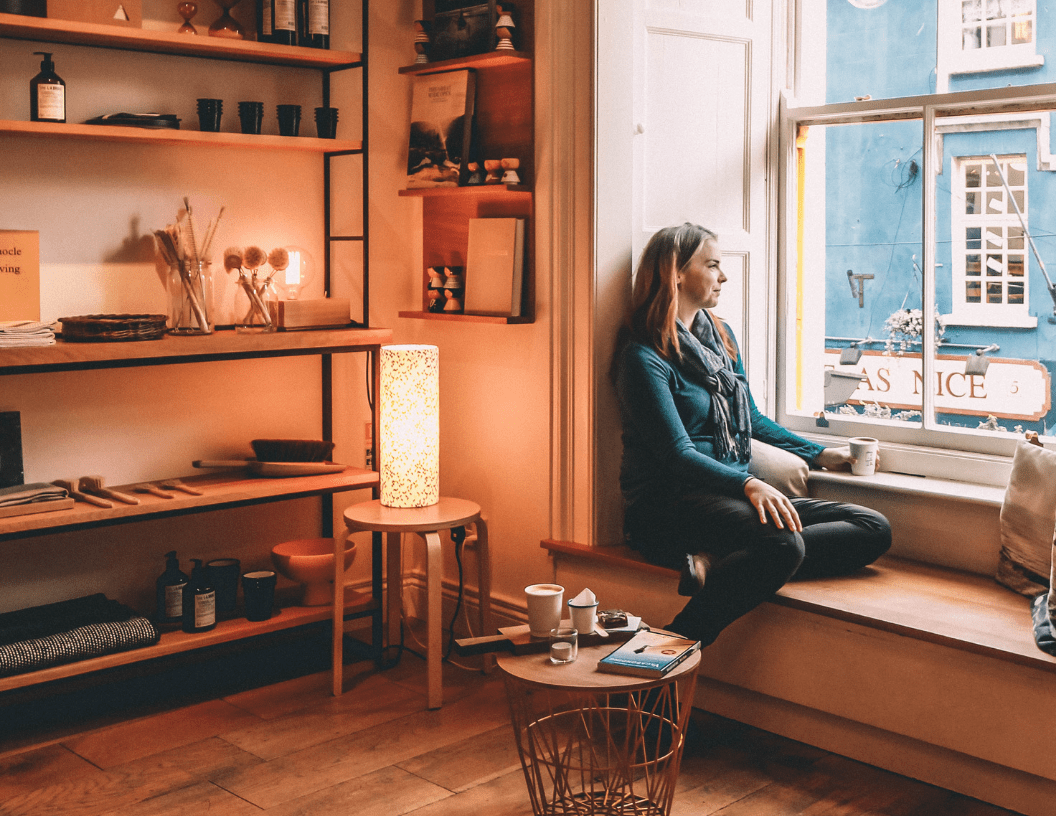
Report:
615,326,824,510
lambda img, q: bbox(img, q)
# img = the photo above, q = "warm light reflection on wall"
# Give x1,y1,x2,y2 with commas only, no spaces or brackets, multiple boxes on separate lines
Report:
379,344,439,508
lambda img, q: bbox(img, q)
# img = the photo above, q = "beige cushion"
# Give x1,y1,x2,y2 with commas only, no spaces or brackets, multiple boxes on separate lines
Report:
995,440,1056,597
749,439,809,498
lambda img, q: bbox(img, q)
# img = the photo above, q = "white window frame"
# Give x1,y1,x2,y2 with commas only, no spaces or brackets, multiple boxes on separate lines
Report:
937,0,1042,93
950,154,1032,325
778,83,1056,479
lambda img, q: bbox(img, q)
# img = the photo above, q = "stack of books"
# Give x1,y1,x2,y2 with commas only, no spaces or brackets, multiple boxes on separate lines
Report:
597,630,701,678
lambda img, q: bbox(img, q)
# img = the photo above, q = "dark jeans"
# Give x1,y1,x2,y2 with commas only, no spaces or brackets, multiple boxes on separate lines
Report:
626,493,891,646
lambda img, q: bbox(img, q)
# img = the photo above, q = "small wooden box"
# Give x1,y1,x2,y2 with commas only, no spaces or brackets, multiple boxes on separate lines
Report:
47,0,141,27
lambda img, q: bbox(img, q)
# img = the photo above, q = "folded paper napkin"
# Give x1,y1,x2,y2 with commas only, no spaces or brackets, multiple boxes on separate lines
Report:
0,482,69,507
0,320,56,348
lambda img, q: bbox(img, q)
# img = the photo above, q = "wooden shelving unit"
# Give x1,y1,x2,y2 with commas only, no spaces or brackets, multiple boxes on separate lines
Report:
0,11,379,696
398,4,534,324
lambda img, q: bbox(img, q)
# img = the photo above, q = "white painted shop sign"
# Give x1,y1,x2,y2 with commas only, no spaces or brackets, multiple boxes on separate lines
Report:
824,350,1051,422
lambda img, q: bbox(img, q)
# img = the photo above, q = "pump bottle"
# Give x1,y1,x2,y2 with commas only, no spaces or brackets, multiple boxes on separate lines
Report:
156,551,189,624
182,558,217,633
30,52,65,123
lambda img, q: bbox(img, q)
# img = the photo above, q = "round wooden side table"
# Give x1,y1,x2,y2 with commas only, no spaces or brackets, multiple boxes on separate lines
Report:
341,497,492,708
497,634,701,816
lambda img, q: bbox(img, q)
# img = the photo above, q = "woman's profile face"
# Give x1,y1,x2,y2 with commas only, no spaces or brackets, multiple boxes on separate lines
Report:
677,238,726,312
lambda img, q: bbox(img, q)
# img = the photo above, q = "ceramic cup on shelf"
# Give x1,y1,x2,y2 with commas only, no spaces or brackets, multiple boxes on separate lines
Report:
314,106,339,139
277,104,301,137
196,97,223,132
238,100,263,134
242,570,277,621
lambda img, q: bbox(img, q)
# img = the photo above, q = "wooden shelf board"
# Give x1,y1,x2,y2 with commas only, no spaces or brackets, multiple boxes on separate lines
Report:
398,51,530,75
0,589,374,694
0,13,361,67
399,185,531,197
398,310,533,324
0,119,361,153
0,469,379,540
0,326,392,375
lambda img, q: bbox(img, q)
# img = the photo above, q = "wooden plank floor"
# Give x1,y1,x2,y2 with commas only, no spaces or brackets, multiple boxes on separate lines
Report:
0,630,1025,816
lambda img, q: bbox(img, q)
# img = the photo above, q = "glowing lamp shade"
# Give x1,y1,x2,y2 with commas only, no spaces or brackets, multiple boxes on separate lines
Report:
379,344,439,507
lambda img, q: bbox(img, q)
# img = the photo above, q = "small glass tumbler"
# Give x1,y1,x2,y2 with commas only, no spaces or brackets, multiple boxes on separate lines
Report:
277,104,301,137
549,627,578,665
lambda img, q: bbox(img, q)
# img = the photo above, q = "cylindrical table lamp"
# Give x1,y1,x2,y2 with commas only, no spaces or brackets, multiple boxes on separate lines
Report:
379,344,440,507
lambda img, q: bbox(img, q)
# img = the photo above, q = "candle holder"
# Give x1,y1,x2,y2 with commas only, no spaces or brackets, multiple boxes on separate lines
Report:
209,0,244,39
413,20,430,64
495,5,515,51
177,1,198,35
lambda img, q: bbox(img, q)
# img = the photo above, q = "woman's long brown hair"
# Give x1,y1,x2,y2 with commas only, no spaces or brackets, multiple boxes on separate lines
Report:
627,223,738,363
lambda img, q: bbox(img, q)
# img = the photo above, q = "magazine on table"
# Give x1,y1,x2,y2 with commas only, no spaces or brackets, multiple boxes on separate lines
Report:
596,629,700,679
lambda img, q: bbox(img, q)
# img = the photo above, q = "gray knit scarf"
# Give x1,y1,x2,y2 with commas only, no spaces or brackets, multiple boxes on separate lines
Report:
677,311,752,464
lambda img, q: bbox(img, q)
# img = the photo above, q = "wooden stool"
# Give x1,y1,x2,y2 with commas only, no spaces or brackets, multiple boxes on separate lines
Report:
341,497,493,708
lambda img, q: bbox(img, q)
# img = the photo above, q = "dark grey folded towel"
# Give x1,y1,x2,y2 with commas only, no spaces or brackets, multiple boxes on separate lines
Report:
0,618,160,678
0,593,136,646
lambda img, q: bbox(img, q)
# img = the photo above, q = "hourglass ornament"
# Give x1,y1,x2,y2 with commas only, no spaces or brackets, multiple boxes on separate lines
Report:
209,0,244,39
177,2,198,34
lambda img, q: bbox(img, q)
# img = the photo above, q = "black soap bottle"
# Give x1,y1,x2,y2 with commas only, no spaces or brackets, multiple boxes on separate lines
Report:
156,551,189,624
182,558,217,633
30,51,65,123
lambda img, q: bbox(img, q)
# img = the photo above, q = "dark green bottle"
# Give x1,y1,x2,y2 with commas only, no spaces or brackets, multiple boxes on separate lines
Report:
155,551,188,625
182,558,217,633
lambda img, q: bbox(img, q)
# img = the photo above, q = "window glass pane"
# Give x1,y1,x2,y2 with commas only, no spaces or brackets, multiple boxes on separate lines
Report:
786,120,925,428
937,121,1053,437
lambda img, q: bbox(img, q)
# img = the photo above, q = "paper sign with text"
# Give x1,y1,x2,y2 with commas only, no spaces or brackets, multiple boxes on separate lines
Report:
0,230,40,322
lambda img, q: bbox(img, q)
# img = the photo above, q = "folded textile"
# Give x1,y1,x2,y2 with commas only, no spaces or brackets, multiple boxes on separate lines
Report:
0,321,56,348
0,617,160,678
0,482,68,508
0,592,136,646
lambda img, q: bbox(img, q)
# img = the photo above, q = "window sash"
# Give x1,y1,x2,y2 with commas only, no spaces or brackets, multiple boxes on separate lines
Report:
779,84,1056,462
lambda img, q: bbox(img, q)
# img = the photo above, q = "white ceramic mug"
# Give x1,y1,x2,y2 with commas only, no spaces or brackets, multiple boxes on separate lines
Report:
525,583,564,637
848,436,879,476
568,600,598,636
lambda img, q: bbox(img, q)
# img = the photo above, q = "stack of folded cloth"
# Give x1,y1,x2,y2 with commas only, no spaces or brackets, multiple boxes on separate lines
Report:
0,482,69,509
0,320,57,348
0,593,160,678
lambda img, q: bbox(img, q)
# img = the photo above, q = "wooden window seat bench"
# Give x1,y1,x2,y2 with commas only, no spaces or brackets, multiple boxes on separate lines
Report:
541,538,1056,816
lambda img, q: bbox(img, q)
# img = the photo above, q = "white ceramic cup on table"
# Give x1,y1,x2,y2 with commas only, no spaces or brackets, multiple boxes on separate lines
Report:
848,436,879,476
525,583,564,637
568,599,598,636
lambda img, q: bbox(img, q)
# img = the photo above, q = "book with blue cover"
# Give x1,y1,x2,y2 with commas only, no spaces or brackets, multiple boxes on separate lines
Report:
596,629,700,679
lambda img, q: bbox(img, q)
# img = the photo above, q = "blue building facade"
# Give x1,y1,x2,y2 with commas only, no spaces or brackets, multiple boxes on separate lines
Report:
821,0,1056,434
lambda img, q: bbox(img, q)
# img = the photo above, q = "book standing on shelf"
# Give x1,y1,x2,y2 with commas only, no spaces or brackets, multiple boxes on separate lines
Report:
463,217,526,317
406,69,477,189
596,629,701,679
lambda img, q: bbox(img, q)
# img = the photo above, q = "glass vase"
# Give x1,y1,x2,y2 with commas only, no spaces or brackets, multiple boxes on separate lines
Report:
235,272,277,333
168,260,213,335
